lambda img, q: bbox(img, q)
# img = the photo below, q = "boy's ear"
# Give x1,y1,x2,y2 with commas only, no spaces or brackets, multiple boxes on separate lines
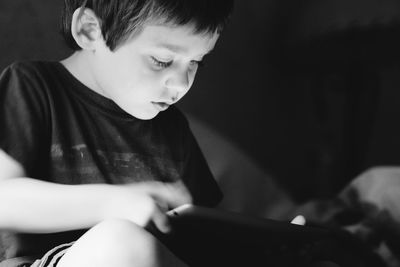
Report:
71,7,103,51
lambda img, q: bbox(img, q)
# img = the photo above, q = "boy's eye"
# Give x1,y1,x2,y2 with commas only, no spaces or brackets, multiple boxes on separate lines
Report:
150,56,172,69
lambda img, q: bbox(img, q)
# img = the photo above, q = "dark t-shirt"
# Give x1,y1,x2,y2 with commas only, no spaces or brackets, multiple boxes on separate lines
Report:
0,61,222,260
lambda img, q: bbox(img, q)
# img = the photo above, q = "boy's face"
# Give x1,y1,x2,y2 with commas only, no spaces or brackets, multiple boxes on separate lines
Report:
90,23,219,120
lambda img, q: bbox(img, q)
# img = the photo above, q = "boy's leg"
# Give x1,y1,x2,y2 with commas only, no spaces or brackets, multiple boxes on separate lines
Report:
57,219,188,267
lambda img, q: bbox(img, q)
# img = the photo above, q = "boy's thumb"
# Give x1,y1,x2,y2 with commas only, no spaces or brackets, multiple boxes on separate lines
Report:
290,215,306,226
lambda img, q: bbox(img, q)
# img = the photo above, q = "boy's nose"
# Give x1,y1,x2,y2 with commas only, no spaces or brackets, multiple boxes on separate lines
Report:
165,69,190,94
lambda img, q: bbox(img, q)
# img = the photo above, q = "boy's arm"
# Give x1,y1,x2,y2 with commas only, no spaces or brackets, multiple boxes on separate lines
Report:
0,150,191,234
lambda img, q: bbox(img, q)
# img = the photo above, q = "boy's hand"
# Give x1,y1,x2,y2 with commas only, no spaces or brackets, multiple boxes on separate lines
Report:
103,181,192,233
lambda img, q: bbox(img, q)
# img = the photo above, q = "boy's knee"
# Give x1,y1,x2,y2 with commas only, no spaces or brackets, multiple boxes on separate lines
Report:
59,219,159,267
89,219,158,256
91,218,149,242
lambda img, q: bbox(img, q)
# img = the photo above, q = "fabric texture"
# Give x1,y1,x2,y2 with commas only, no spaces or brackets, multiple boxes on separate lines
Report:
30,242,74,267
293,167,400,267
0,61,222,264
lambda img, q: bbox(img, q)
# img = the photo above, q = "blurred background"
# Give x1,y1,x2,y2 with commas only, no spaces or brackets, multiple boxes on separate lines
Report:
2,0,400,203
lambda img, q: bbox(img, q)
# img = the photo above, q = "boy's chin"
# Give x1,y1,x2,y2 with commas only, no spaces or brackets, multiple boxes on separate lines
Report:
118,102,162,120
138,114,159,120
125,110,159,120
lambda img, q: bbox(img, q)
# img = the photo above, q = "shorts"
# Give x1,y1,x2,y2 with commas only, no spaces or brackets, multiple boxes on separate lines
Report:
0,242,74,267
30,242,74,267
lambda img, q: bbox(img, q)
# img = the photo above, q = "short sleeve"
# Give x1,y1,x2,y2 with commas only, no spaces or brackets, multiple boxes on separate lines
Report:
181,118,223,207
0,63,50,177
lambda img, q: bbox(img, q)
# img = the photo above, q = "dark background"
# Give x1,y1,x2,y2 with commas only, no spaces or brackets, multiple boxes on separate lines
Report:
1,0,400,202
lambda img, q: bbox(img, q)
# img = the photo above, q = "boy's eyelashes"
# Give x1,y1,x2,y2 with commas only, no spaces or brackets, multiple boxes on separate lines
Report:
150,56,205,69
150,56,172,69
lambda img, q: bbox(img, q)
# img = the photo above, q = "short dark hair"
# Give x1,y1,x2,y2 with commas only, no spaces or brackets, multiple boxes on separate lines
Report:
61,0,234,51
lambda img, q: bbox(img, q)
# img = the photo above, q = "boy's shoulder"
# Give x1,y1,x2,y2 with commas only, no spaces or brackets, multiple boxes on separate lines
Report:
2,60,60,84
0,60,71,117
5,60,52,73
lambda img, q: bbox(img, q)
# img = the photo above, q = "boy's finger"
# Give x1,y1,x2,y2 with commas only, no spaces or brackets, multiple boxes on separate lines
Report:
146,181,192,208
151,205,171,233
290,215,306,226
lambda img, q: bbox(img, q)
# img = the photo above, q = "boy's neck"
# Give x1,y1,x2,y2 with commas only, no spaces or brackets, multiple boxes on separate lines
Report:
61,52,108,98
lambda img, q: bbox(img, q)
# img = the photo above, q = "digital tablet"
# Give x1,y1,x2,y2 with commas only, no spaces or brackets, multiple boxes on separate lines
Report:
159,204,384,267
166,204,332,245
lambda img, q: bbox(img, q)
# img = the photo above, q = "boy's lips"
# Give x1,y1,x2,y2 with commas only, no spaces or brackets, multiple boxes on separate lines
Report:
152,101,171,111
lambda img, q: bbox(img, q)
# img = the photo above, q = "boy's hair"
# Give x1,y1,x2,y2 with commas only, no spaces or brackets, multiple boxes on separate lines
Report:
61,0,234,51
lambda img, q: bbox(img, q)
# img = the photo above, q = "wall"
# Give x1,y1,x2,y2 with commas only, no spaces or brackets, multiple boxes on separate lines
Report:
0,0,70,67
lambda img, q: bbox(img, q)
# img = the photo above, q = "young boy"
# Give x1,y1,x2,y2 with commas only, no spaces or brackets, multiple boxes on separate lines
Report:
0,0,234,266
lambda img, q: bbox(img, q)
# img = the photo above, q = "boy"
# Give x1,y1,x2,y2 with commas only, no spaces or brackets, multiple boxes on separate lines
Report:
0,0,234,266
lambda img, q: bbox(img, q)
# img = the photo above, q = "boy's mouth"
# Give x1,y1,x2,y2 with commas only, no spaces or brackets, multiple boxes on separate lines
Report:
152,101,170,111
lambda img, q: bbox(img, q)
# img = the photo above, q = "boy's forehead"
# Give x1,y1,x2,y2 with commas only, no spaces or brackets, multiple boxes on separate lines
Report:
136,24,219,54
